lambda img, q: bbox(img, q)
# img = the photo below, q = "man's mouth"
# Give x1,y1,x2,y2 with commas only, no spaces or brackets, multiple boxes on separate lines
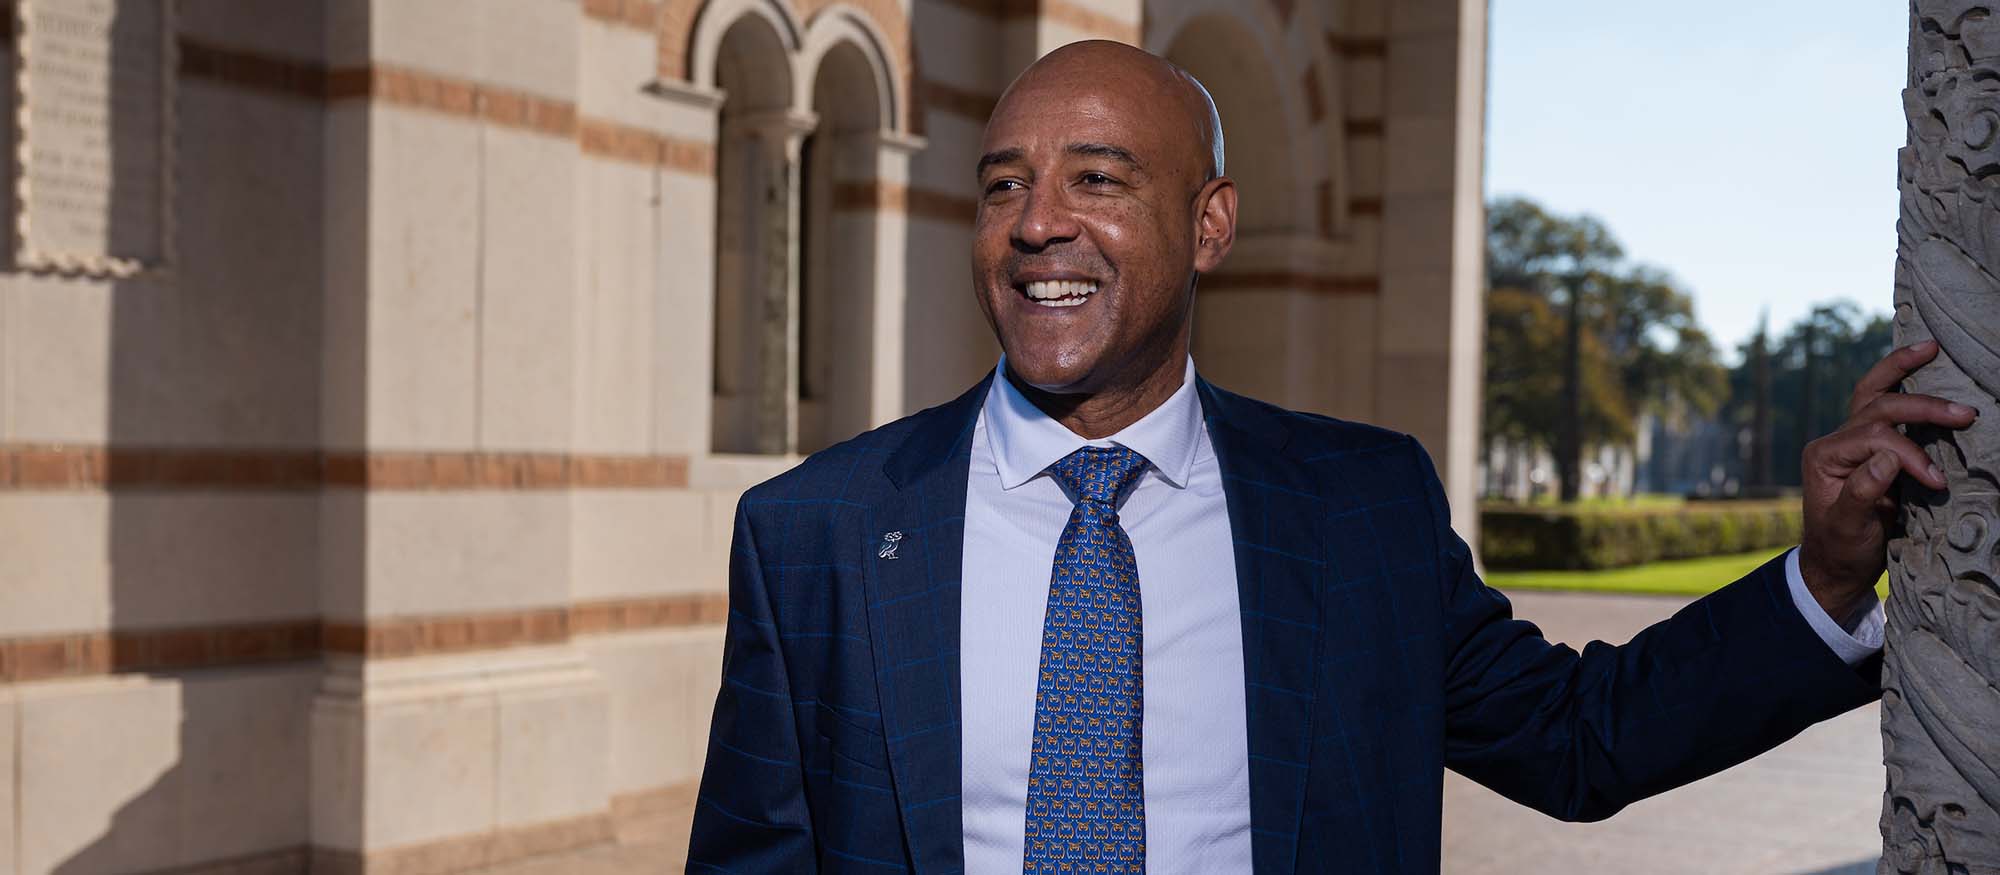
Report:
1018,279,1099,308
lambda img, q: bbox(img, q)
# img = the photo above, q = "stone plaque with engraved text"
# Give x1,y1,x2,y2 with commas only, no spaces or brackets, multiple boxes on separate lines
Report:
13,0,174,276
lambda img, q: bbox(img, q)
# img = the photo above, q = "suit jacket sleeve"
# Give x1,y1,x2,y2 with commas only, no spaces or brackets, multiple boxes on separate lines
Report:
1414,439,1882,822
686,499,817,870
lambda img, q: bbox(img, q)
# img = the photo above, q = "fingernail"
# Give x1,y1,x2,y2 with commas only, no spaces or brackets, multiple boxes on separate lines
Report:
1873,456,1898,479
1950,403,1976,418
1929,464,1944,483
1915,340,1939,351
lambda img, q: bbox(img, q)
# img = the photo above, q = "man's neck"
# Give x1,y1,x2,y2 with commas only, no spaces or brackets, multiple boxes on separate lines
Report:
1005,355,1188,440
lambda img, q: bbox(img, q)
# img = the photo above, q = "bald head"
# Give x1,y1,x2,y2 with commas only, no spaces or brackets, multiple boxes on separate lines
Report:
968,39,1239,426
995,40,1225,183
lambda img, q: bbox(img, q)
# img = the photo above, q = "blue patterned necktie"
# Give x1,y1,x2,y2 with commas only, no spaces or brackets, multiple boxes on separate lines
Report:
1023,445,1150,874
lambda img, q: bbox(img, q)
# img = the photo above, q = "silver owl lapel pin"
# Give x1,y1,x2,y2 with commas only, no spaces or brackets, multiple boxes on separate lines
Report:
879,531,904,560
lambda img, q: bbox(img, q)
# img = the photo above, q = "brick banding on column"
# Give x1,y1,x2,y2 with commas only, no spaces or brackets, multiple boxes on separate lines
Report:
832,180,909,212
1199,272,1381,296
177,43,714,175
578,116,716,176
906,187,980,224
1345,118,1385,138
1327,34,1388,58
0,445,691,490
917,77,997,122
328,64,579,139
178,38,331,100
0,594,729,682
582,0,661,30
0,619,322,683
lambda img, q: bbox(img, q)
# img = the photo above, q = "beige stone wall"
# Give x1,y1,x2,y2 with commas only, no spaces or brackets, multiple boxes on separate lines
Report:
0,0,1481,871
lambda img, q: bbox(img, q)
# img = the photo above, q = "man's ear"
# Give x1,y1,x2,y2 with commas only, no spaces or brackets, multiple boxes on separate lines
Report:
1192,176,1238,274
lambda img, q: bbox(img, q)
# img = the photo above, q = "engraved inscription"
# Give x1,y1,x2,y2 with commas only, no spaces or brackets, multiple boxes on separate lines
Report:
14,0,173,275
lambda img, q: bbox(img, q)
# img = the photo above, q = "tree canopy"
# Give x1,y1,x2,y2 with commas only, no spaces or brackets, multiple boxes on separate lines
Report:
1723,302,1895,487
1484,197,1727,485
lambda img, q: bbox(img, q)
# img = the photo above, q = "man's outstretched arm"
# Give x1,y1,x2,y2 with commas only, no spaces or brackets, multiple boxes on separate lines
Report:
1432,342,1973,822
686,502,816,872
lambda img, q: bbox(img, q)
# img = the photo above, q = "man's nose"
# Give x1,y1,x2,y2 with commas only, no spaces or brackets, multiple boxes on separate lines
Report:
1013,185,1080,250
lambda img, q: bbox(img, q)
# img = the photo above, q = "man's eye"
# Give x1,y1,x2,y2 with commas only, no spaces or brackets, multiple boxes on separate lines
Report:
1080,172,1115,186
985,179,1023,195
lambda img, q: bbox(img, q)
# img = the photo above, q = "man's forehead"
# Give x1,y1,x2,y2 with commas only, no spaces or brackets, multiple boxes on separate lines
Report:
981,89,1169,166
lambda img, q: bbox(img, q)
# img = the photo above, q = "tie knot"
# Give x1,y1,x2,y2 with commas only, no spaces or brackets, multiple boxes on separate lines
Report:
1049,446,1148,510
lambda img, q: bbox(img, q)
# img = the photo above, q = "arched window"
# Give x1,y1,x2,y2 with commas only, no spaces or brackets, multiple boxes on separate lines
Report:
796,41,883,454
710,14,797,455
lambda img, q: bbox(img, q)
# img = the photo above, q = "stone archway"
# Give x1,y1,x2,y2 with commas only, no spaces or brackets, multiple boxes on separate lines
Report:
796,39,884,453
709,12,805,455
1162,14,1316,408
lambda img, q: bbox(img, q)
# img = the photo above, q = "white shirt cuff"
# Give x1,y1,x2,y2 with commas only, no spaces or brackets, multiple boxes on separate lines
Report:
1784,546,1885,666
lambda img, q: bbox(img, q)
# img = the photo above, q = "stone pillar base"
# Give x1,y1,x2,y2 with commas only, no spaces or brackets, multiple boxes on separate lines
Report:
309,645,612,875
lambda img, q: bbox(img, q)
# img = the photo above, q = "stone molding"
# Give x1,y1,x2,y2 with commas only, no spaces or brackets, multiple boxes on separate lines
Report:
0,445,692,491
0,594,729,684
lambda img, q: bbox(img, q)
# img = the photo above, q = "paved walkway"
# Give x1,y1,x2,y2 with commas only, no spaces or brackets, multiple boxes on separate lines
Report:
478,590,1885,874
1441,590,1884,875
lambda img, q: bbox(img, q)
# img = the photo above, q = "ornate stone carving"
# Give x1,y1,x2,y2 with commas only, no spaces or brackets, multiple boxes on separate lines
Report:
1881,2,2000,871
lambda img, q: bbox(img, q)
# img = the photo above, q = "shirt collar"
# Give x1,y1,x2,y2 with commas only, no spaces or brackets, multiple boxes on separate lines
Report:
982,355,1203,492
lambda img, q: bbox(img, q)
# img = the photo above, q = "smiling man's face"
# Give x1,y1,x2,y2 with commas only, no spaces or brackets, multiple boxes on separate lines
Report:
972,41,1234,400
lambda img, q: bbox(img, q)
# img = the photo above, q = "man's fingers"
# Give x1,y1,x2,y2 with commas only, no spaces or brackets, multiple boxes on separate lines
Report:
1814,426,1945,489
1849,340,1940,417
1854,392,1980,430
1839,449,1905,508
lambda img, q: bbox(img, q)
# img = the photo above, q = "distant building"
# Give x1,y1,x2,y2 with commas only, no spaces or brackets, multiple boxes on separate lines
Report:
0,1,1485,871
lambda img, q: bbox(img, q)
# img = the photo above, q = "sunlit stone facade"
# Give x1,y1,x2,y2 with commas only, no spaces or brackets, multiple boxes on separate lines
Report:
0,0,1482,871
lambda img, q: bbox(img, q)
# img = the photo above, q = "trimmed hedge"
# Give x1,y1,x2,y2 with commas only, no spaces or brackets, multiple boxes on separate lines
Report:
1479,501,1802,571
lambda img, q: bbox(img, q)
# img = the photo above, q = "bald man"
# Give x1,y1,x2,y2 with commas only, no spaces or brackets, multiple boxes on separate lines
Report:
688,41,1967,873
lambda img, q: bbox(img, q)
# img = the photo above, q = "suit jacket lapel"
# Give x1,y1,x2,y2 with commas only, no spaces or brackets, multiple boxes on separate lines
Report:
1198,379,1326,875
865,374,989,875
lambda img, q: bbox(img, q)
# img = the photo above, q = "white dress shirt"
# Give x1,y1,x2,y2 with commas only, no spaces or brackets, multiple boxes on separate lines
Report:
958,357,1882,872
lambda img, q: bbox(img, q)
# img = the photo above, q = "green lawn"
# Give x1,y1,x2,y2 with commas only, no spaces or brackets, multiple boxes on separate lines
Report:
1482,493,1688,512
1488,549,1891,600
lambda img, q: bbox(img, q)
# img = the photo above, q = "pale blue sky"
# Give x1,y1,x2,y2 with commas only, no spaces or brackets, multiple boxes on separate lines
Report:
1486,0,1906,359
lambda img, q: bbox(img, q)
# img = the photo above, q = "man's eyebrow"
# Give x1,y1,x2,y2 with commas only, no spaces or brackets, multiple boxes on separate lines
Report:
976,147,1025,177
1066,142,1143,169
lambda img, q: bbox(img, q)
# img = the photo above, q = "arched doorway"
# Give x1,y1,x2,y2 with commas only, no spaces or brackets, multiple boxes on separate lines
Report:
796,40,883,454
709,13,798,455
1162,16,1312,407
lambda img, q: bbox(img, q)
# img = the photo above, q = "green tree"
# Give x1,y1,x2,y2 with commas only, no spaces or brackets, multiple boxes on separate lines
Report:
1485,197,1727,501
1723,302,1894,487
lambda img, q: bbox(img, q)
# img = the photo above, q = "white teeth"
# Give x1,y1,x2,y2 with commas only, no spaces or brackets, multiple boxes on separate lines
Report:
1022,280,1098,306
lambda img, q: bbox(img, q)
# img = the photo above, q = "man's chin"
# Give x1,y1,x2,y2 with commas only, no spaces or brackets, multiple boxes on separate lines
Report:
1000,350,1102,396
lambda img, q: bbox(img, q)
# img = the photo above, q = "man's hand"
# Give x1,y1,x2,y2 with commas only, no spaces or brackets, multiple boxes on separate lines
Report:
1799,340,1979,624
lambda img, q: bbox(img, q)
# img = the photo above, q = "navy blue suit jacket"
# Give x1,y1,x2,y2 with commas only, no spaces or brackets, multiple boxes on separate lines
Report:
687,374,1880,874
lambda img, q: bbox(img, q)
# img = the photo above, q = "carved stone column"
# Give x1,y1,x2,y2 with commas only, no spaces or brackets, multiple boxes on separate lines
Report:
742,109,816,456
1880,3,2000,870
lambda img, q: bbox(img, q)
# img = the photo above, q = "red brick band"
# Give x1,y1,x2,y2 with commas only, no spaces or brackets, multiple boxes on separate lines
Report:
0,445,691,491
1200,272,1381,296
1328,34,1388,58
0,593,729,683
176,40,716,175
582,0,661,30
918,77,998,122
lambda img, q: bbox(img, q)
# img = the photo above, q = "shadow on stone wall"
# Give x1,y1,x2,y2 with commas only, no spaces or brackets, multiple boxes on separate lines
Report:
43,2,330,871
